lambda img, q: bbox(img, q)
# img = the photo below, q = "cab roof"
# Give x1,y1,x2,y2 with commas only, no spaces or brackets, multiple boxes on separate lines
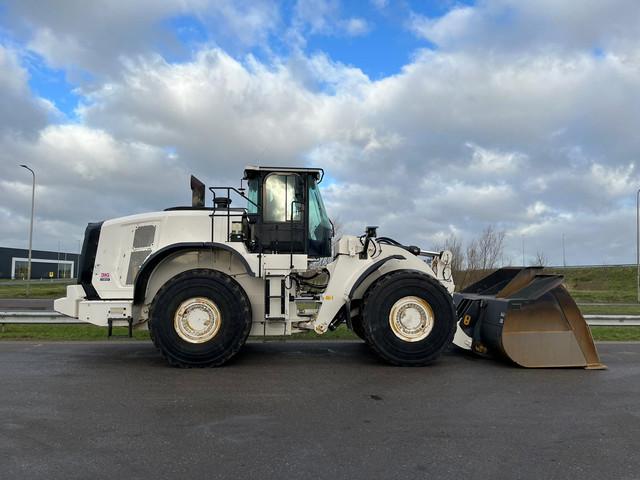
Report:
244,165,324,181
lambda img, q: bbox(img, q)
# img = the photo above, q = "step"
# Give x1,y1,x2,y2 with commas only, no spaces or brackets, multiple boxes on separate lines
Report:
107,317,133,338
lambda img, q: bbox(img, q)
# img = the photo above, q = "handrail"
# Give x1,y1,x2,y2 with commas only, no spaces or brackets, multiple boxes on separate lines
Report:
208,186,259,210
290,199,304,268
209,186,261,243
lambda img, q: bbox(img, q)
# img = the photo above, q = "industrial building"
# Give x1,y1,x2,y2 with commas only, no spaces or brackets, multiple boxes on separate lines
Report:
0,247,80,280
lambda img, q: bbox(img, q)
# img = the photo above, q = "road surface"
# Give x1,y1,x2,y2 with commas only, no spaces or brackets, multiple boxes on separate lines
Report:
0,341,638,479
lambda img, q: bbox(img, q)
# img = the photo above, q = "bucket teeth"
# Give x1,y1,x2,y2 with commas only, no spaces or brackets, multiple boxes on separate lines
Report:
453,267,605,369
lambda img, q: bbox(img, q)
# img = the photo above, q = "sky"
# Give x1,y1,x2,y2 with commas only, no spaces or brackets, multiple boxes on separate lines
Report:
0,0,638,266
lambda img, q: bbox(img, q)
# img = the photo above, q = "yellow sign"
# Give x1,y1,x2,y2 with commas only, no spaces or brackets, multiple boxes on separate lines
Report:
49,272,54,278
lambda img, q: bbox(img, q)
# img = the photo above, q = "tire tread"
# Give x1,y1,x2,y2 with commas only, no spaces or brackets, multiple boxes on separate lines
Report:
149,268,252,368
361,270,456,366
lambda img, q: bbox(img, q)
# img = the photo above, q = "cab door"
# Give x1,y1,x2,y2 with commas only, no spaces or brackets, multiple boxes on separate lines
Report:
257,173,307,254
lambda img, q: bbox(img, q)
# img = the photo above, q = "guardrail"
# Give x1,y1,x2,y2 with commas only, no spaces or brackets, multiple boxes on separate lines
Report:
0,311,83,324
0,279,77,286
583,315,640,327
1,311,640,330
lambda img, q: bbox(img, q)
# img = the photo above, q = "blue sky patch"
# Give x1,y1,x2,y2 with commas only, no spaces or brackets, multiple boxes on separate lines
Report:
23,52,81,120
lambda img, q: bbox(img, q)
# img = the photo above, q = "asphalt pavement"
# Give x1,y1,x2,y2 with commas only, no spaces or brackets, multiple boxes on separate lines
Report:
0,341,639,480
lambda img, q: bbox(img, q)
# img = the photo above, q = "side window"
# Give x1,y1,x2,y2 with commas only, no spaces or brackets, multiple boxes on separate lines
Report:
247,178,259,214
263,174,303,222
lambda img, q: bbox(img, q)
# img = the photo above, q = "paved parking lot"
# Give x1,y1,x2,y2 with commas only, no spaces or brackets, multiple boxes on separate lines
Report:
1,341,639,480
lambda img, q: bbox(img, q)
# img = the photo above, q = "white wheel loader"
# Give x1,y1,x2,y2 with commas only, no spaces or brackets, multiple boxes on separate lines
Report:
55,166,604,369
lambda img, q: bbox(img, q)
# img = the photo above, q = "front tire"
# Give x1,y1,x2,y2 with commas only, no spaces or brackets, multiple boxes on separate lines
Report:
149,269,252,367
361,271,456,366
350,315,367,342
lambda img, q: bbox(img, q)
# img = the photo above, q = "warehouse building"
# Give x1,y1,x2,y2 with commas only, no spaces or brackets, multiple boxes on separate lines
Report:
0,247,80,280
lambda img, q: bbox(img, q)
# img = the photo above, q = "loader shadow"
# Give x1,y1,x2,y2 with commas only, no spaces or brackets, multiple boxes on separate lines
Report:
232,340,515,370
71,339,515,371
234,340,381,367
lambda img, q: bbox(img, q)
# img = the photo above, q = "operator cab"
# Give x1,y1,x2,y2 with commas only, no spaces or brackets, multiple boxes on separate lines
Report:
242,166,332,257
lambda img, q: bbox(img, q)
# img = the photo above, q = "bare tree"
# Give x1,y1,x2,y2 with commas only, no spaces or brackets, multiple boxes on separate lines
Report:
531,250,548,267
479,225,506,270
466,225,505,270
461,225,506,288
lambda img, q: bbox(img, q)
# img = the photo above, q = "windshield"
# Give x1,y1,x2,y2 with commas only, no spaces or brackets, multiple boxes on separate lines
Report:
308,178,332,257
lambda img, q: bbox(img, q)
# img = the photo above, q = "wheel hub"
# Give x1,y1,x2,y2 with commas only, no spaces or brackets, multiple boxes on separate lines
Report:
389,296,434,342
174,297,221,344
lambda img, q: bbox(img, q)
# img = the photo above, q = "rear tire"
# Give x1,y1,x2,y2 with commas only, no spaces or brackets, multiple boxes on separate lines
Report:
361,270,456,366
149,269,252,367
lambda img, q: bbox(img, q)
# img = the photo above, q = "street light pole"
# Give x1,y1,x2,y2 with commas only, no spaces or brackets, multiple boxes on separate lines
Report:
637,188,640,303
20,165,35,297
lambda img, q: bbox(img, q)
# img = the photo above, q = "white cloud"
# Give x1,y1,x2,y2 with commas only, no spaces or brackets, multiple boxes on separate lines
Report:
370,0,389,10
0,124,187,250
3,0,280,78
1,0,639,265
467,143,526,173
342,18,371,37
288,0,372,47
0,45,55,136
526,201,550,219
409,0,640,55
409,7,474,46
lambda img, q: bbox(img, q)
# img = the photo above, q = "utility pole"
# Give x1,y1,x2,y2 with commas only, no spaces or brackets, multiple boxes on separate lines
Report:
562,233,566,267
20,165,35,297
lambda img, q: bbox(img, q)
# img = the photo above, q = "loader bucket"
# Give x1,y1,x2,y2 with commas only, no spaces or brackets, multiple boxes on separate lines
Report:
453,267,605,369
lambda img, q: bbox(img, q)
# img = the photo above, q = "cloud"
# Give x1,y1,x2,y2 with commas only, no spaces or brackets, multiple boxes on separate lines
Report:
0,45,54,136
466,143,526,174
370,0,389,10
409,6,475,46
2,0,281,79
409,0,640,55
342,18,371,37
0,0,639,266
288,0,372,47
5,44,640,262
0,124,187,250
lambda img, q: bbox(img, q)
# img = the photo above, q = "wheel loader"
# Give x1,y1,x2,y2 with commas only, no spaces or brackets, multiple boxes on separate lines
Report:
54,166,604,369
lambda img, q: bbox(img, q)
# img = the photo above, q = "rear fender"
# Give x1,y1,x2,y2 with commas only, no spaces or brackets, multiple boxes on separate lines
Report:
133,244,260,320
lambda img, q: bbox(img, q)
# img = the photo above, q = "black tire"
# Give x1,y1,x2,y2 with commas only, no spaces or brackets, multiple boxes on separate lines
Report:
149,269,252,367
361,270,456,366
149,321,159,350
350,315,367,341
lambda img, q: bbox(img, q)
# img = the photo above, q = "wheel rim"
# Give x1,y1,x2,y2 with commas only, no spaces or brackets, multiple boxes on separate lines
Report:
388,296,434,342
173,297,222,344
